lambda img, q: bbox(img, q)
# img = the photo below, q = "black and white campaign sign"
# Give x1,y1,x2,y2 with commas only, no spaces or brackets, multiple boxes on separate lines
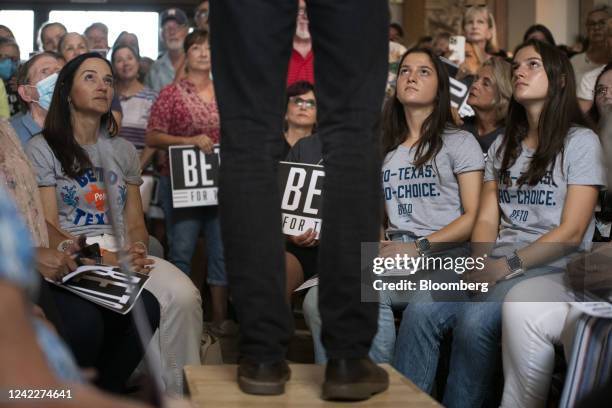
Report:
169,145,220,208
440,57,475,118
49,265,150,315
279,161,324,236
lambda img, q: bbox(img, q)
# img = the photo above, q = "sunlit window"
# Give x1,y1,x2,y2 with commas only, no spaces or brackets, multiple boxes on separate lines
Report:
49,10,159,60
0,10,34,61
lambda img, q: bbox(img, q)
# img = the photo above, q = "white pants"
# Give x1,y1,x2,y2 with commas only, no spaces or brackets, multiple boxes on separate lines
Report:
500,273,582,408
87,235,203,396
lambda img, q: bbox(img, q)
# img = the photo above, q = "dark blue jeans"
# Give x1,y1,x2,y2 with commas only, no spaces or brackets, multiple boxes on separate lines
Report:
210,0,389,362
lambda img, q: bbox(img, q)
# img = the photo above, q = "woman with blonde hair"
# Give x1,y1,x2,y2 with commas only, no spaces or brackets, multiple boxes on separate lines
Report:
462,56,512,152
463,5,506,59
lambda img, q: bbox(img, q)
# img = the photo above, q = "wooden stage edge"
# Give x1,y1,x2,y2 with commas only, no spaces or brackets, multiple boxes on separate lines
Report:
184,363,441,407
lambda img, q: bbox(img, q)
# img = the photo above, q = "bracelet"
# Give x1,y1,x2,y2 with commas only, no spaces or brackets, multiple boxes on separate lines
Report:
57,239,74,253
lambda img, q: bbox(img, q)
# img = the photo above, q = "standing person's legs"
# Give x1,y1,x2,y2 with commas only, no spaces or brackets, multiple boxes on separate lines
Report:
306,0,388,359
168,208,204,275
305,0,389,400
202,207,229,327
209,0,297,395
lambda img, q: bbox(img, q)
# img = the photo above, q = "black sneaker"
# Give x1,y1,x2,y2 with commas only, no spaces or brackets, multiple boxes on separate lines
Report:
237,359,291,396
322,357,389,401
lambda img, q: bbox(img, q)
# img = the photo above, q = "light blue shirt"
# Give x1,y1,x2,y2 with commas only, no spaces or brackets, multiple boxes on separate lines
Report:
145,52,176,92
10,111,42,146
0,188,82,382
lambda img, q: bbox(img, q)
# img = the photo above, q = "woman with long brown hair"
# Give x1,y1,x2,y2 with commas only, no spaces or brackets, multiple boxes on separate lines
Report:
395,39,605,408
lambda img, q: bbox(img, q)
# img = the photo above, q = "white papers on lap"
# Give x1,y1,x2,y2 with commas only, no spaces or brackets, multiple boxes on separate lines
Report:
48,265,150,314
294,275,319,292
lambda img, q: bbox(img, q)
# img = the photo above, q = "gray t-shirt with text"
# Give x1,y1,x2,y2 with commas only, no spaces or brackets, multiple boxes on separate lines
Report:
484,127,605,256
383,129,485,237
26,133,142,239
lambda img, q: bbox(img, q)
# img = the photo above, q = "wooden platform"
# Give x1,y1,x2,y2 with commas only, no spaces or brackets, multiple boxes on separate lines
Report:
184,364,441,407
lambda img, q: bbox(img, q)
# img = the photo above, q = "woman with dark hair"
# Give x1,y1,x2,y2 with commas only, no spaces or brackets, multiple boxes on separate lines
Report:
303,48,485,365
283,80,316,155
395,40,605,408
588,63,612,128
146,30,229,334
482,39,602,408
25,52,161,394
523,24,557,45
281,81,319,299
25,52,203,395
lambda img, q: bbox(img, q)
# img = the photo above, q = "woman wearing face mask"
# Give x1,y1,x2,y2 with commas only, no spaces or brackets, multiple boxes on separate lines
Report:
10,52,62,145
461,57,512,153
26,52,203,395
395,39,605,408
146,30,229,335
0,38,21,117
302,48,484,365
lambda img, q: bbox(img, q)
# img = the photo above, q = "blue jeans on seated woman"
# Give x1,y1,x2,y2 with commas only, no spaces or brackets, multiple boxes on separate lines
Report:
392,264,563,408
302,232,465,364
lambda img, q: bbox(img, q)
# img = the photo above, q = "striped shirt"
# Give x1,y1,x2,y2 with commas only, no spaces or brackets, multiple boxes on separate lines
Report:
118,87,158,152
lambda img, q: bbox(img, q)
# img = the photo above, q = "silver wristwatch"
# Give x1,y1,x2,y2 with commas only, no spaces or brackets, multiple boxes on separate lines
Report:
504,251,525,280
415,237,431,257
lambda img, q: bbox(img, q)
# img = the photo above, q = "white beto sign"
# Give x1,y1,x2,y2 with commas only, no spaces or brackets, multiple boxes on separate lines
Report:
169,145,220,208
279,161,324,236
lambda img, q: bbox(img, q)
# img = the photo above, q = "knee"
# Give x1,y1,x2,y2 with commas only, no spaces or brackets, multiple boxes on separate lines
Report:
400,303,438,331
148,258,202,315
455,304,501,345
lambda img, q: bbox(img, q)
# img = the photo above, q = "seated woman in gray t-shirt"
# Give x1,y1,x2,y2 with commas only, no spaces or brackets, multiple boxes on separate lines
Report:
375,48,485,363
394,40,606,408
25,53,203,395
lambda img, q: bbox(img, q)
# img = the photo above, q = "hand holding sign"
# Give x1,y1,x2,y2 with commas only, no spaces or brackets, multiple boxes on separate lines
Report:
192,134,214,154
288,228,319,247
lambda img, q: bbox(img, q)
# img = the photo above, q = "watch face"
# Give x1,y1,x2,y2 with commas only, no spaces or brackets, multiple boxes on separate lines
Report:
418,238,431,252
507,255,522,271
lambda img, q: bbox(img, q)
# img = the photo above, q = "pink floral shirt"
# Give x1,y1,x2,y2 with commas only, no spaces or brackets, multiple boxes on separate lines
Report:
147,79,220,176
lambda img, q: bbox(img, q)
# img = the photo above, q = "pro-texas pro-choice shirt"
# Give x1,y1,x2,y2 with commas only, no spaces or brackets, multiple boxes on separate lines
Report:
485,127,605,255
383,129,485,237
26,133,143,238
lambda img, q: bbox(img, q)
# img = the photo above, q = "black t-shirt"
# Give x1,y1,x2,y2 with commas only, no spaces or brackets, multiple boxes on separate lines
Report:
461,116,504,154
284,133,322,165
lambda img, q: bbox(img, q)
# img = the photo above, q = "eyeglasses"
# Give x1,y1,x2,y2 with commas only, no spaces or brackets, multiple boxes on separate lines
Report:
290,96,316,109
464,4,487,9
595,85,611,98
196,10,209,19
586,19,607,29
